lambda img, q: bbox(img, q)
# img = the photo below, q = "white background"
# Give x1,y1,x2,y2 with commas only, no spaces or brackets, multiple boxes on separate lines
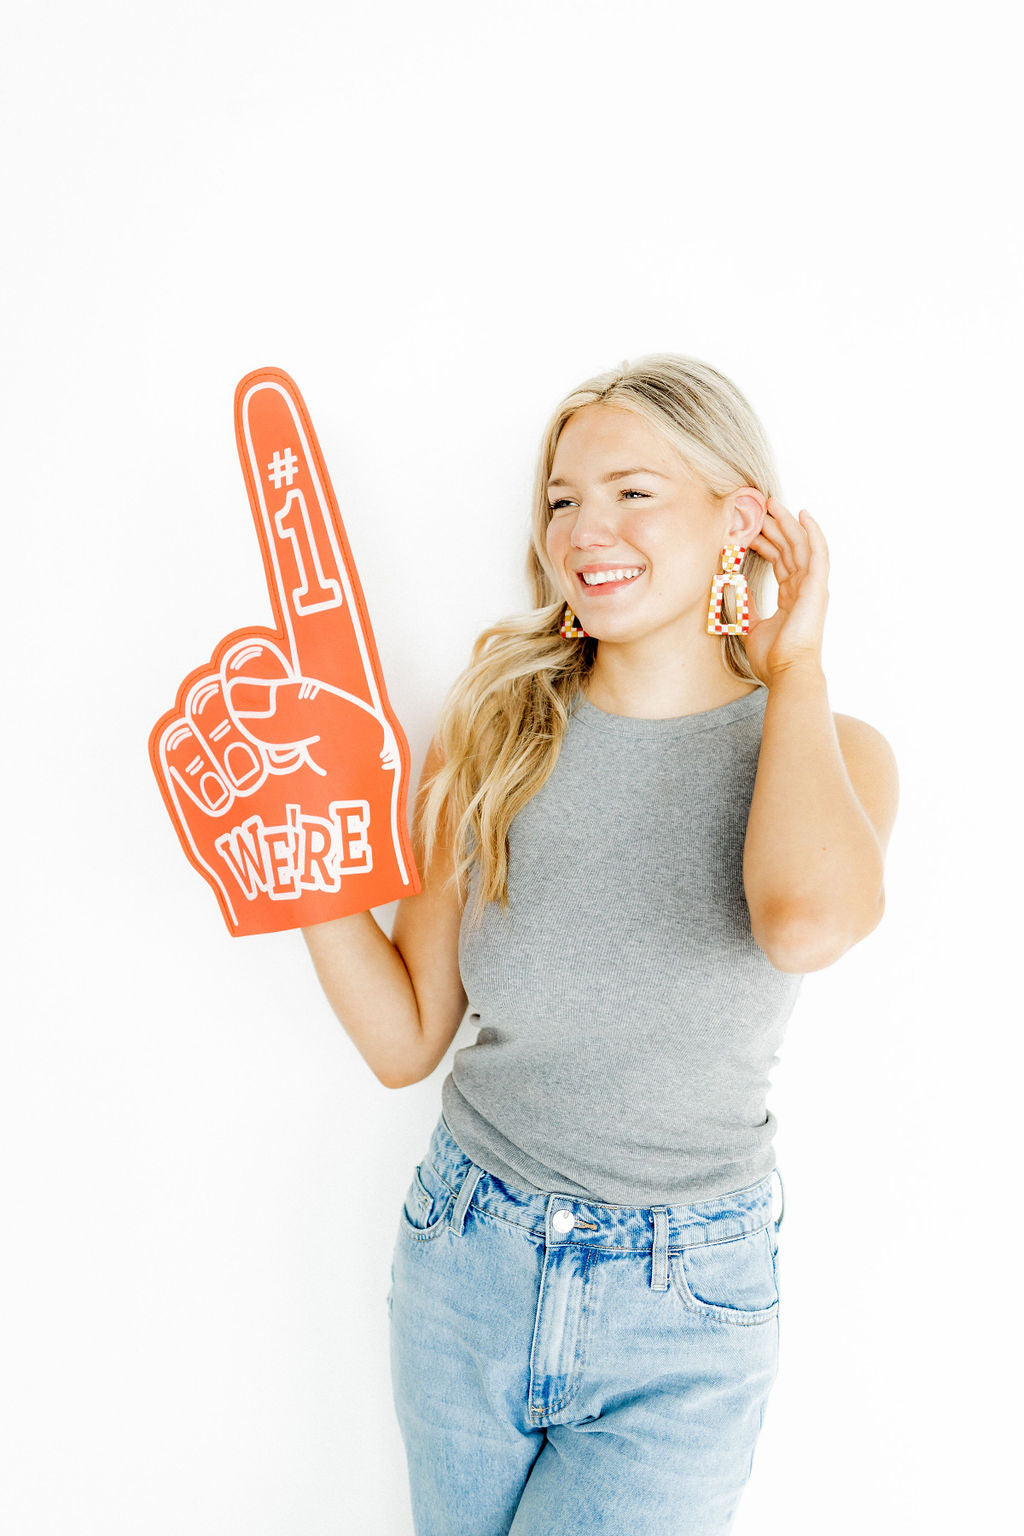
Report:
2,1,1019,1531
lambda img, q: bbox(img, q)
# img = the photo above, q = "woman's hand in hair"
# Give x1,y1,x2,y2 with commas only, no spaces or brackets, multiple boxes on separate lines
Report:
743,498,830,684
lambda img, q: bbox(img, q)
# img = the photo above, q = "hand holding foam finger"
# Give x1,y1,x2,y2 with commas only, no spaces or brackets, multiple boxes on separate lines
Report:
149,368,421,936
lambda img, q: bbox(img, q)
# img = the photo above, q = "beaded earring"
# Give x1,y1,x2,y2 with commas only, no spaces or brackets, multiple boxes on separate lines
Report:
559,604,590,639
706,545,750,635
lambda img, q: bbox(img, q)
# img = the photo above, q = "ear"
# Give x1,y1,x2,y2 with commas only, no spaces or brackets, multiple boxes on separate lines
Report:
723,487,767,545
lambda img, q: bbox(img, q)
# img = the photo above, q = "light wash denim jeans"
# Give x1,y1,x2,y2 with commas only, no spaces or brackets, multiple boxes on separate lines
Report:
387,1110,785,1536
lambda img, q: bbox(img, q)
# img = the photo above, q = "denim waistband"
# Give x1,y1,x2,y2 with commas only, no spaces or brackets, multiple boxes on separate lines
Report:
427,1112,783,1271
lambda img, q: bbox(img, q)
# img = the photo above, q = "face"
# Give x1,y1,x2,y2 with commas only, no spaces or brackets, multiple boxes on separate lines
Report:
544,404,745,644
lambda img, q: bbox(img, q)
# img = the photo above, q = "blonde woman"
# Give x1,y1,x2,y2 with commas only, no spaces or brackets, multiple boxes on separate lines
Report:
302,354,899,1536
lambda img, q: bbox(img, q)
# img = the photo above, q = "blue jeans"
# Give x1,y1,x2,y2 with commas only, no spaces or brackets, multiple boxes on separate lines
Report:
387,1110,785,1536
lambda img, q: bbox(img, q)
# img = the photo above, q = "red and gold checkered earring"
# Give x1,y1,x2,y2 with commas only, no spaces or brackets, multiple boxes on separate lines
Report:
706,545,750,635
559,604,590,639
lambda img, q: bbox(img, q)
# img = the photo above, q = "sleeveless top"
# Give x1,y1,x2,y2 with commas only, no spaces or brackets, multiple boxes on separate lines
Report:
440,684,805,1205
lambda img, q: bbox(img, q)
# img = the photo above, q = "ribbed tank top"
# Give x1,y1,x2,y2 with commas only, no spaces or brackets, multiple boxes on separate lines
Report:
440,683,805,1205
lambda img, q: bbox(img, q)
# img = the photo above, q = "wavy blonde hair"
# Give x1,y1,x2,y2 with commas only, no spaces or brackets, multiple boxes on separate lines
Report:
417,352,782,931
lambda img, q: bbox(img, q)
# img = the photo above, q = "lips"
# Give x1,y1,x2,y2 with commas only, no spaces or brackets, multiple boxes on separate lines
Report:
575,567,645,593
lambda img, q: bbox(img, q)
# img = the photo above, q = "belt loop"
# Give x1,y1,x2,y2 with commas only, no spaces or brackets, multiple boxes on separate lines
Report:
773,1167,785,1230
448,1161,484,1237
650,1207,669,1291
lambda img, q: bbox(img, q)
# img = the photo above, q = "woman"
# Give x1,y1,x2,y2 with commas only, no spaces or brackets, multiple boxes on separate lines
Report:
302,353,899,1535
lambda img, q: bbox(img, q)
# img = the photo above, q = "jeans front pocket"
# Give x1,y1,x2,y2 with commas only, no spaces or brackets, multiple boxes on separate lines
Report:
399,1158,455,1241
669,1223,780,1326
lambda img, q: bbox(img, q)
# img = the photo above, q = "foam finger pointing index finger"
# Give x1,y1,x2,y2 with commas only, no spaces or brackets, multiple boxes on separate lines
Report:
233,367,379,707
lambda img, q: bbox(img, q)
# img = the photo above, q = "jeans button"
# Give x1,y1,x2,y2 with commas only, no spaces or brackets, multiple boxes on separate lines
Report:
553,1209,576,1232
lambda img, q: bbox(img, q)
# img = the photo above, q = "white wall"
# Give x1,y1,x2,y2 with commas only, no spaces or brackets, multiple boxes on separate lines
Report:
2,2,1018,1531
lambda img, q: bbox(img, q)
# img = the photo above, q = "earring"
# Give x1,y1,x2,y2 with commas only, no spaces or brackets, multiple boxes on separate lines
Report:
559,604,590,639
706,545,750,635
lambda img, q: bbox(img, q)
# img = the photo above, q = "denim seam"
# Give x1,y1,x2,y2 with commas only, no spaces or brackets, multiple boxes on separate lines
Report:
437,1202,772,1252
529,1244,596,1420
399,1210,453,1241
399,1174,455,1240
668,1229,780,1326
452,1198,767,1255
427,1161,773,1248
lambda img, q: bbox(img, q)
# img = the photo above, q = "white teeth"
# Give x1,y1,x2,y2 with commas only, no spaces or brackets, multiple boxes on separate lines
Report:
580,567,643,586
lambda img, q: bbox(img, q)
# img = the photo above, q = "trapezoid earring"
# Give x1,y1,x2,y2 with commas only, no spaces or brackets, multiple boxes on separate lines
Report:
559,603,590,639
706,544,751,635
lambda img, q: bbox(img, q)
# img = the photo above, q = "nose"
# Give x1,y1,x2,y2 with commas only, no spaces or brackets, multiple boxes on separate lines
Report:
566,501,616,549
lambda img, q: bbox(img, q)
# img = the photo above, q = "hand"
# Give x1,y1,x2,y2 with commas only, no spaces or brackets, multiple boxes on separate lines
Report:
743,498,830,685
149,367,421,937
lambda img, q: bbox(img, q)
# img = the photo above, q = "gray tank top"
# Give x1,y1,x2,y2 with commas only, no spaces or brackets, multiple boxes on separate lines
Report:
441,684,804,1205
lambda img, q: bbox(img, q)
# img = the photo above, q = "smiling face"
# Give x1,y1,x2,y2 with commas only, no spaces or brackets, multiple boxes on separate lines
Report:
544,403,728,644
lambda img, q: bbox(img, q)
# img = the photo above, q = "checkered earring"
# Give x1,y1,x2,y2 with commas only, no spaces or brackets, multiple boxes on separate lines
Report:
706,545,750,635
559,604,590,639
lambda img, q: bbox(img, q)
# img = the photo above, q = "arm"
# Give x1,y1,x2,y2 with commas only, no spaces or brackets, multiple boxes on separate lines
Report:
301,736,469,1087
738,497,900,973
742,661,899,972
301,908,423,1087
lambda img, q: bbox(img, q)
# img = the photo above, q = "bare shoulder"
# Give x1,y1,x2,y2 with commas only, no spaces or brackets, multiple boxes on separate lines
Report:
832,712,900,855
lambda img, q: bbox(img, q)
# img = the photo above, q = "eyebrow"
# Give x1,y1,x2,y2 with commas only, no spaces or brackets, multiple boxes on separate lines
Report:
546,466,670,489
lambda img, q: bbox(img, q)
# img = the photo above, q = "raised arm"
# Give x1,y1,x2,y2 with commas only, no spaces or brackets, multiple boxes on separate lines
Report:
301,736,470,1086
739,497,900,972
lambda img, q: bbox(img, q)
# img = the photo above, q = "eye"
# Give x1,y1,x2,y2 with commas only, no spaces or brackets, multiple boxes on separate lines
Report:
546,489,652,512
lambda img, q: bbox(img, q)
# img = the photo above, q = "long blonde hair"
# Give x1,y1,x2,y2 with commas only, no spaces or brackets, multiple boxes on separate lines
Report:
418,352,782,931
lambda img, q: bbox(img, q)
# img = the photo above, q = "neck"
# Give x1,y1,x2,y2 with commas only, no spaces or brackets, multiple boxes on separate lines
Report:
583,641,759,719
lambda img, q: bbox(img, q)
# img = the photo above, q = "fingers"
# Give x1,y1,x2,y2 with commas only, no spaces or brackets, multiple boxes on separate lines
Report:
224,676,377,756
219,636,296,743
157,649,278,816
150,714,242,929
217,633,381,757
233,367,382,707
152,636,293,825
183,672,267,792
797,508,830,575
749,498,813,578
156,716,236,817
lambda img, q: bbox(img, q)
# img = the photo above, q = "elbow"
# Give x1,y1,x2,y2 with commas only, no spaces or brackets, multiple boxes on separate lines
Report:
376,1067,417,1090
753,891,886,974
756,926,842,974
377,1058,431,1090
754,915,846,974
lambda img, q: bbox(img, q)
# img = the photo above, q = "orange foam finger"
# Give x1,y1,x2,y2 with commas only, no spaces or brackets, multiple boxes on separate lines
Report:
149,369,421,936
